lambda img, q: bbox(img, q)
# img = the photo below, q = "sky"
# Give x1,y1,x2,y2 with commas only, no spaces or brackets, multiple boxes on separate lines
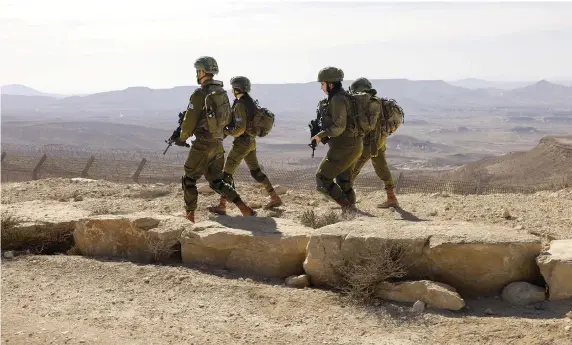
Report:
2,0,572,94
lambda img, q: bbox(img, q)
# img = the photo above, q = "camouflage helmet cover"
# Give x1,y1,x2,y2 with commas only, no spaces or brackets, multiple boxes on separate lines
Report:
230,76,251,93
194,56,219,75
350,77,372,93
317,66,344,83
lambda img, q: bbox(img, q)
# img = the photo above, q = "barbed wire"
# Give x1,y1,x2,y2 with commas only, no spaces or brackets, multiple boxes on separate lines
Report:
1,144,570,194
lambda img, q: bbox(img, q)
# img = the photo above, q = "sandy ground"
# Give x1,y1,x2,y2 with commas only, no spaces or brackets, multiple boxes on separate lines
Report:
2,178,571,240
2,255,572,345
2,178,572,344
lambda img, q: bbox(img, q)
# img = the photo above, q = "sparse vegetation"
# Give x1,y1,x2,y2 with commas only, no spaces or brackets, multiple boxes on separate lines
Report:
1,213,74,254
300,209,342,229
326,241,409,304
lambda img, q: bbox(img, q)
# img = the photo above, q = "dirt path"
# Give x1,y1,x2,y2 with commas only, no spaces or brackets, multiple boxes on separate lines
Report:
2,255,571,345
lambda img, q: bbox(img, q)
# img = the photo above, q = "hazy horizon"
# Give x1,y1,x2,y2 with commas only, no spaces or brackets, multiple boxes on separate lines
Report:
2,0,572,94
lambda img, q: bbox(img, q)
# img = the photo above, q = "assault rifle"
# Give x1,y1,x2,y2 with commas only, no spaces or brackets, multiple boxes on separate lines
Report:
163,111,190,155
308,99,329,158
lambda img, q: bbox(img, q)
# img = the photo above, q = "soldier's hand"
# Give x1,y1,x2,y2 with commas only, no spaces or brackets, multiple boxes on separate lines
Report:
174,138,190,147
311,135,321,144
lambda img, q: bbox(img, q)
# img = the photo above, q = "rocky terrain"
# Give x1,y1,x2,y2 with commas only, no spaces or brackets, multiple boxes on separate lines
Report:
2,178,572,344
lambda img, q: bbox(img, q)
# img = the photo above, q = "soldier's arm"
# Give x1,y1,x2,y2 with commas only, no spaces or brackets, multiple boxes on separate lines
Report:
370,98,382,129
226,102,247,137
318,95,347,139
179,90,203,141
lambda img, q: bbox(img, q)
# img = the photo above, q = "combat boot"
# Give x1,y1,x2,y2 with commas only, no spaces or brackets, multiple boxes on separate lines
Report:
234,200,257,217
378,188,399,208
263,190,283,210
207,196,227,215
186,210,195,223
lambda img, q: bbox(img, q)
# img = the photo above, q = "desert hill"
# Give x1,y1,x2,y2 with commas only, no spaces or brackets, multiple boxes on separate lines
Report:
442,136,572,187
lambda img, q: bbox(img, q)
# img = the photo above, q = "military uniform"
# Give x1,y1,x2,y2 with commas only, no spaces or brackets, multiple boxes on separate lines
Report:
348,77,398,208
208,76,283,214
177,57,256,222
314,67,363,210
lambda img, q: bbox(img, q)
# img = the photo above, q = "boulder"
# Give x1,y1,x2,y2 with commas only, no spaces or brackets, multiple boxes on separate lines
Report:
1,201,91,252
375,280,465,311
501,281,546,306
424,221,542,296
181,216,310,278
285,274,311,289
536,240,572,300
303,218,542,296
74,213,189,263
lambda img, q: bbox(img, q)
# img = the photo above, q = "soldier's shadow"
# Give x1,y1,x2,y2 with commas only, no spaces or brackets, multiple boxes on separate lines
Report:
211,215,280,234
393,206,427,222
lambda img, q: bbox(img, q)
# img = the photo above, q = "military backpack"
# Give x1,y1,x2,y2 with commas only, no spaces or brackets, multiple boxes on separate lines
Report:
250,99,275,137
347,92,381,136
379,98,404,137
203,86,233,134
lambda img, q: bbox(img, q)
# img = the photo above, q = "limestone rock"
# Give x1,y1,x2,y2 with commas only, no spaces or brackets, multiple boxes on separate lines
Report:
501,281,546,306
412,300,425,313
181,216,310,278
249,202,263,210
536,240,572,300
303,218,542,296
74,213,189,263
197,184,214,195
1,201,91,252
285,274,310,288
274,185,288,195
376,280,465,311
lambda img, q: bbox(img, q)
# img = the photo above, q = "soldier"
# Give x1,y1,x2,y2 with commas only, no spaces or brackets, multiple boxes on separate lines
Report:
173,56,257,222
310,67,364,211
207,76,283,215
348,77,398,208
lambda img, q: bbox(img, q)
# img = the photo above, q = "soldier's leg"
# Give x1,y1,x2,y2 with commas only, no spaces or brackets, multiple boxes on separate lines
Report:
349,144,372,186
371,140,398,208
209,137,251,214
244,148,283,209
182,141,210,221
316,139,363,207
205,142,256,216
337,139,364,206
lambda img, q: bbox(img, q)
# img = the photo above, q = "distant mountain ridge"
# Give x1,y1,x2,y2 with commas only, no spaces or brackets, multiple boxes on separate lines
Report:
2,79,572,118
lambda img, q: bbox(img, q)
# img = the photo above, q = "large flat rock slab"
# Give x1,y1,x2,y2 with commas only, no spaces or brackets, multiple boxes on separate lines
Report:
181,216,311,278
74,213,190,262
537,240,572,300
1,201,92,252
303,218,541,296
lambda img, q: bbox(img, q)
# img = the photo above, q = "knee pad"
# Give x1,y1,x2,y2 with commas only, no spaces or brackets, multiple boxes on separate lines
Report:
181,175,196,189
250,168,266,183
222,172,235,188
209,179,225,194
316,174,334,195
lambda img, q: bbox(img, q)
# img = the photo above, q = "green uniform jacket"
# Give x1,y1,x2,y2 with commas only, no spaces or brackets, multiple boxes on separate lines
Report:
316,90,359,141
179,80,226,142
225,97,258,138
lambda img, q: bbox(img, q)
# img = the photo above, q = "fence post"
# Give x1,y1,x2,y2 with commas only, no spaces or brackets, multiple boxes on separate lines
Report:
132,158,147,183
395,171,404,194
32,153,47,180
81,156,95,178
475,181,482,195
1,152,6,162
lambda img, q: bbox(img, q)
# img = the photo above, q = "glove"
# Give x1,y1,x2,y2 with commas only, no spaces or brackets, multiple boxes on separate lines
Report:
174,137,190,147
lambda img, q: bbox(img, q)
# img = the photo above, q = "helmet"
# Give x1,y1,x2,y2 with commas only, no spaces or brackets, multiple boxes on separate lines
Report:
230,76,251,93
194,56,219,75
317,67,344,83
349,77,372,93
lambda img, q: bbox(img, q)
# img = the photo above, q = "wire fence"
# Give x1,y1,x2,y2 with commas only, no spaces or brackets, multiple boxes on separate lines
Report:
0,143,564,195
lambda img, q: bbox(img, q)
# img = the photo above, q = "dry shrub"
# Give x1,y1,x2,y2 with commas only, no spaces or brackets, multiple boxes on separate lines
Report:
300,210,342,229
133,189,171,199
145,235,179,263
1,213,74,254
326,241,409,304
